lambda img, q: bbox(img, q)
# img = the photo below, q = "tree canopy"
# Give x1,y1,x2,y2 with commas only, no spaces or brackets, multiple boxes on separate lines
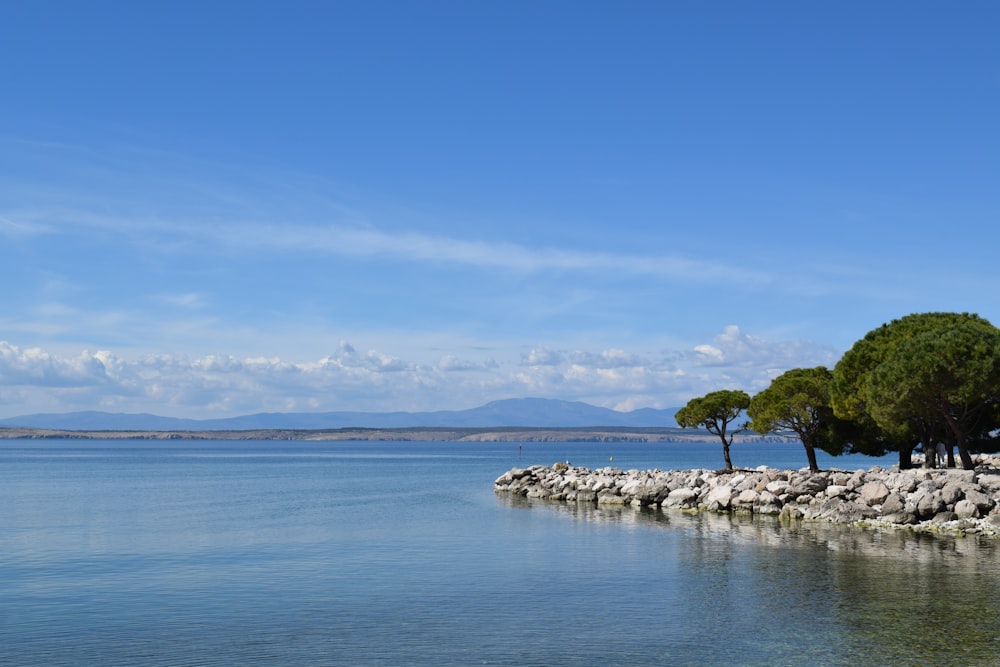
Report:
675,311,1000,472
863,322,1000,470
831,312,1000,469
675,389,750,471
747,366,848,472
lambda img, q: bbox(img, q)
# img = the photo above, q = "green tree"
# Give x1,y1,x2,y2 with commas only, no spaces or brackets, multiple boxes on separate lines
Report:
864,322,1000,470
832,312,998,469
675,389,751,471
748,367,847,472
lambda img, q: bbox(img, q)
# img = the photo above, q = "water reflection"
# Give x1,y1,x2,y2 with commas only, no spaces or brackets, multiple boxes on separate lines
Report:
499,495,1000,666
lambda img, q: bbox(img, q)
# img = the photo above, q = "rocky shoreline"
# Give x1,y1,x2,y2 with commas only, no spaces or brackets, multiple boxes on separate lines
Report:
494,456,1000,538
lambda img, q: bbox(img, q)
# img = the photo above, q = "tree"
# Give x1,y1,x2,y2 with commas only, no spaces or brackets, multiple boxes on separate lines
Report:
864,322,1000,470
675,389,751,471
832,312,999,469
748,367,848,472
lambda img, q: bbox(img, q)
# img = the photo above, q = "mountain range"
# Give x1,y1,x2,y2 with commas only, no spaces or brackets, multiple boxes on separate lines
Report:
0,398,680,431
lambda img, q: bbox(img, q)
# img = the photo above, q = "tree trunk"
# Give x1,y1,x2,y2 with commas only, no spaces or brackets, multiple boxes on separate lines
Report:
944,417,976,471
722,437,734,471
898,445,914,470
922,441,938,469
803,443,819,472
956,435,975,470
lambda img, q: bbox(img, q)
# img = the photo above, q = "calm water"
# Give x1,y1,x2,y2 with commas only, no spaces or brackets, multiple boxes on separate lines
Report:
1,439,998,666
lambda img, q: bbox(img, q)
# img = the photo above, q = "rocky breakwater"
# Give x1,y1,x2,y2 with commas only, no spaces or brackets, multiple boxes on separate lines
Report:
493,457,1000,537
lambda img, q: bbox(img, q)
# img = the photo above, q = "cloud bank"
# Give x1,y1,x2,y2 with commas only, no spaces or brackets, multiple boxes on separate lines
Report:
0,327,839,419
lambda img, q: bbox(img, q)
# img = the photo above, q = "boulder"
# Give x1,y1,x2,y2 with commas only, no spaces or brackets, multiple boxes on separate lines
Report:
880,492,905,515
704,485,734,511
858,481,891,506
954,499,979,519
965,488,994,513
977,474,1000,493
882,511,919,525
825,484,848,499
915,491,946,519
754,490,782,515
765,480,793,496
663,488,699,508
940,481,964,505
779,504,804,520
799,474,830,494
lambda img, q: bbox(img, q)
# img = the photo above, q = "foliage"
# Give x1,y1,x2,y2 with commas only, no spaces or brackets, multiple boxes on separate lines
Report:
831,312,1000,469
675,389,750,470
748,367,848,472
864,322,1000,470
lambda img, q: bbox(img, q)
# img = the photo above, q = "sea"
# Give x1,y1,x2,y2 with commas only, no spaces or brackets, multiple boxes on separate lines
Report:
1,438,998,667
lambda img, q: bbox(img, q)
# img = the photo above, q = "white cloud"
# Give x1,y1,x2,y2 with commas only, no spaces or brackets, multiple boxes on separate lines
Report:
0,326,841,418
1,199,772,288
0,342,112,387
521,346,564,366
209,221,774,286
687,325,838,370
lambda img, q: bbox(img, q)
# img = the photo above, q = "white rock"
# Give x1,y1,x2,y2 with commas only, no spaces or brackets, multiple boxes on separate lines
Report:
765,480,792,496
705,486,733,510
825,485,848,498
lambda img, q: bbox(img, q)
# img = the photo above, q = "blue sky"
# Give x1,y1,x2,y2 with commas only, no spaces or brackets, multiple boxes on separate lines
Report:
1,1,998,418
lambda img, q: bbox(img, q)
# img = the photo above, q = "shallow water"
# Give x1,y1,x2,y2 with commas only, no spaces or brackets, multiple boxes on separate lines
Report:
1,439,996,666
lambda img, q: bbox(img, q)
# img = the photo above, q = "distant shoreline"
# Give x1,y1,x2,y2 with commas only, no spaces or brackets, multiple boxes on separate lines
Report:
0,426,792,443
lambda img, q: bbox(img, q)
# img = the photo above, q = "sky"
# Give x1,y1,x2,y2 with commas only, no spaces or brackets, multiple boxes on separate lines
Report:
1,1,998,419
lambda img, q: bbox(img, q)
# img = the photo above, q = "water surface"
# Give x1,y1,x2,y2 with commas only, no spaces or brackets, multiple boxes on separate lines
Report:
1,439,995,666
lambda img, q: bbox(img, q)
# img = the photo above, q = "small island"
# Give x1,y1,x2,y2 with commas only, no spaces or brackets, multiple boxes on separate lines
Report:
494,456,1000,538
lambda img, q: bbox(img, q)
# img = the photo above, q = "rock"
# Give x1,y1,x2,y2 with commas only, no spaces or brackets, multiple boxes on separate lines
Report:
954,499,979,519
704,486,734,510
880,492,905,515
492,455,1000,539
836,501,879,522
977,474,1000,493
597,492,626,505
915,491,946,519
889,473,919,494
882,511,919,525
799,474,830,494
754,490,782,515
940,481,964,505
965,488,994,513
779,504,804,521
663,488,699,508
825,484,848,498
858,481,891,506
765,480,793,496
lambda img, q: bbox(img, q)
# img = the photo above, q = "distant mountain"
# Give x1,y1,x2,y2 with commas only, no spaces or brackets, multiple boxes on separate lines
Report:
0,398,679,431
